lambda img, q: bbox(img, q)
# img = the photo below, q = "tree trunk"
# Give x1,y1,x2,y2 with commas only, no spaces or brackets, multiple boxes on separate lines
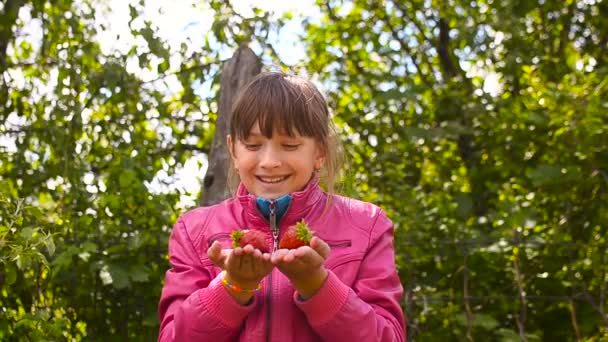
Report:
200,45,261,206
0,0,25,70
1,0,26,108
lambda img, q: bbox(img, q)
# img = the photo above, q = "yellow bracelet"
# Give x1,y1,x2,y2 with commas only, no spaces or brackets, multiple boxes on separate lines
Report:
220,271,261,293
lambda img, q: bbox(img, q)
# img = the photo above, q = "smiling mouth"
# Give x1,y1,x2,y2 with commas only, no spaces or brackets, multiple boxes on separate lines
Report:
257,175,289,184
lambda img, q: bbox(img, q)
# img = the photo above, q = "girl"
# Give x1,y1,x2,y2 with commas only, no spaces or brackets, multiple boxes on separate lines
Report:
158,71,405,341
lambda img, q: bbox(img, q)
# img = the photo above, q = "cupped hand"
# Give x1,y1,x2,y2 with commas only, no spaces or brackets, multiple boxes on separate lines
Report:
271,236,331,297
208,242,273,289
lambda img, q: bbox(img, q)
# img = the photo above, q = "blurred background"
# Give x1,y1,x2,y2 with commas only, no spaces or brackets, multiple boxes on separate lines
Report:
1,0,607,340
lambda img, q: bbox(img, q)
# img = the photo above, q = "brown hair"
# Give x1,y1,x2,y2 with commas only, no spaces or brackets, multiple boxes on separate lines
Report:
227,71,344,196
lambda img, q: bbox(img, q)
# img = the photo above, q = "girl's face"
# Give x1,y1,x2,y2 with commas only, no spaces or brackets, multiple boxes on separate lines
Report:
228,123,324,199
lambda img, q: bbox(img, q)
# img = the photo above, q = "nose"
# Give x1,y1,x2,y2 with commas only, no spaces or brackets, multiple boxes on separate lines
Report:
259,146,281,169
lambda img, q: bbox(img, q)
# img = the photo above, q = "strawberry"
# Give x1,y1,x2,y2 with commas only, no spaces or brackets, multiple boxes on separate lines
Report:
231,229,270,253
279,219,314,249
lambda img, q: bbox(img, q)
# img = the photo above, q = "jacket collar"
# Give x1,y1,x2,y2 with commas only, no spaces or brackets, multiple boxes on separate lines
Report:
235,176,326,228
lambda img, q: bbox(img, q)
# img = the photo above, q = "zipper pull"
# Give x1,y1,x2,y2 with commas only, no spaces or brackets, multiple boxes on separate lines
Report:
269,200,279,251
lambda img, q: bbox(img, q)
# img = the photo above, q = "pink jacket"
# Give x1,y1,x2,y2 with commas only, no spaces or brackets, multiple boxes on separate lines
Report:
158,179,406,341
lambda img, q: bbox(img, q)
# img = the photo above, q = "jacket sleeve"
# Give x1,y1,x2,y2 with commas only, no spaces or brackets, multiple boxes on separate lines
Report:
158,218,255,341
294,209,406,341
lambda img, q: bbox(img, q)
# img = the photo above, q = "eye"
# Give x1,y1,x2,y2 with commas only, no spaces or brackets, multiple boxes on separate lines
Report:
283,144,300,151
244,143,261,150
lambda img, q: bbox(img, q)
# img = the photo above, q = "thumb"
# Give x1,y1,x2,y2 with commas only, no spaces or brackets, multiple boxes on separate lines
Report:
310,236,331,260
207,241,225,268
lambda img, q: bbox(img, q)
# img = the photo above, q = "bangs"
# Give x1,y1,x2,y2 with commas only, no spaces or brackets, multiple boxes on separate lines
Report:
230,73,329,140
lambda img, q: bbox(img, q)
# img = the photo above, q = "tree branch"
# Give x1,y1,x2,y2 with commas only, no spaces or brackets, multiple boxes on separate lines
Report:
569,299,581,341
462,251,474,342
0,0,26,72
375,3,434,89
141,59,224,85
582,285,608,326
437,18,458,79
391,1,436,52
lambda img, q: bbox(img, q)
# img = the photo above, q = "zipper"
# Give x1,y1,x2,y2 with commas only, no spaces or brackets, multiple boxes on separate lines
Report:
266,199,278,342
270,200,279,252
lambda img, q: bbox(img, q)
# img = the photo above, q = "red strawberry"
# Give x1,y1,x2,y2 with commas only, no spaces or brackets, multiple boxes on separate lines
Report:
279,219,314,249
231,229,270,253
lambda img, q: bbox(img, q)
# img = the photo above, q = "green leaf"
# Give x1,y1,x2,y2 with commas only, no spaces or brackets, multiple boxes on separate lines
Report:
454,313,499,331
108,264,131,289
45,236,56,256
130,267,149,283
81,242,98,253
527,112,550,126
20,227,34,240
119,170,137,190
158,60,170,74
51,246,79,270
497,328,522,342
5,262,17,285
454,192,473,218
474,313,500,330
527,164,562,186
142,311,158,327
403,127,433,139
14,318,35,329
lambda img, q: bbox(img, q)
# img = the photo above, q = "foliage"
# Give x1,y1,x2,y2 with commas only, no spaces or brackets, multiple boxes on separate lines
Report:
0,0,295,339
305,0,608,340
1,0,607,341
0,188,83,340
0,0,210,339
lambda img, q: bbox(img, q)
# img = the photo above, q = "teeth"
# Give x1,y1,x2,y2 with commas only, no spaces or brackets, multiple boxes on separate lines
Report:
259,176,287,183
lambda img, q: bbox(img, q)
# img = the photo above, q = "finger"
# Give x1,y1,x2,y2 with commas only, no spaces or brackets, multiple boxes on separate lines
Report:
253,251,273,274
225,248,242,270
207,241,225,268
270,249,282,264
283,249,297,263
252,249,263,259
207,241,220,258
310,236,331,260
292,246,324,269
253,252,270,274
245,249,259,272
250,257,259,274
249,248,268,263
242,244,255,255
292,246,312,258
271,249,289,264
240,252,252,270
